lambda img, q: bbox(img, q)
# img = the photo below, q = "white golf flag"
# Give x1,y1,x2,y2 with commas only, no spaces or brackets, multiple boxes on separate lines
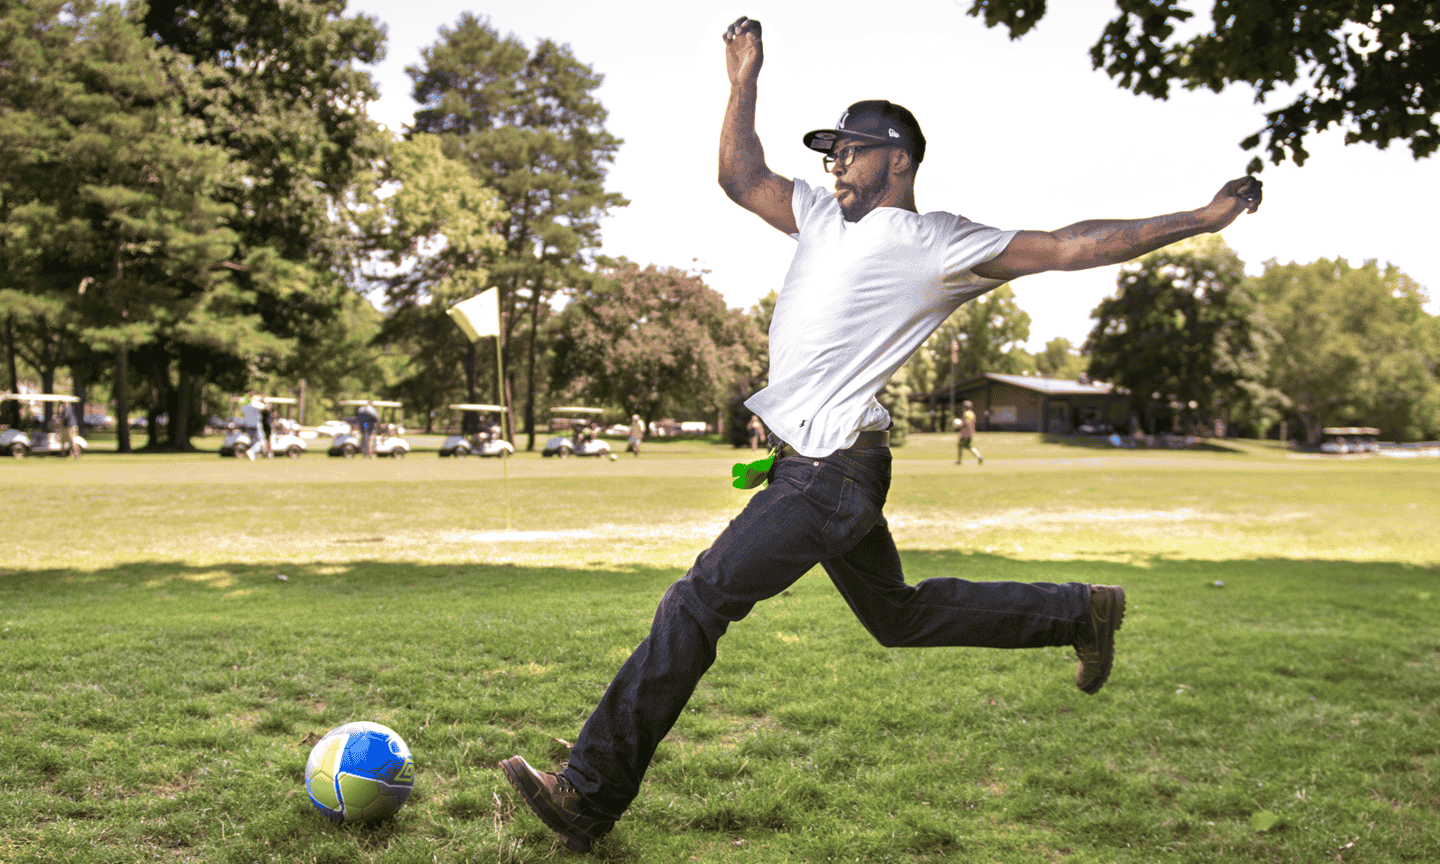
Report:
447,288,500,342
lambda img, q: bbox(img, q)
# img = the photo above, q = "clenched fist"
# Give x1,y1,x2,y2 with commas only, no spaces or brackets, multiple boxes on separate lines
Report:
723,16,763,87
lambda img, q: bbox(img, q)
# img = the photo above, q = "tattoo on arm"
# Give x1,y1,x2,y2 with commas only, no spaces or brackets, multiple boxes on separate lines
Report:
1054,211,1204,269
719,84,764,196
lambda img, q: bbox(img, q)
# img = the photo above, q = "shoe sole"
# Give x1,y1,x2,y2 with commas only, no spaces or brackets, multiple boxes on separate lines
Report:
499,757,593,854
1078,586,1125,695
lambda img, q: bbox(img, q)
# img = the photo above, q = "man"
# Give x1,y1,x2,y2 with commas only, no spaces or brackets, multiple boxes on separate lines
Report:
357,400,379,458
260,400,274,458
627,414,645,457
240,393,265,461
501,16,1262,853
59,398,81,459
956,399,982,465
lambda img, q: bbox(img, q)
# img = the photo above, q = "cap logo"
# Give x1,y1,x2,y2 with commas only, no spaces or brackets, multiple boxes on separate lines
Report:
888,128,900,138
838,110,849,128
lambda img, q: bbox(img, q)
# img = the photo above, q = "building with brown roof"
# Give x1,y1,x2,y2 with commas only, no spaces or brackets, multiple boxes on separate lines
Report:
910,372,1129,434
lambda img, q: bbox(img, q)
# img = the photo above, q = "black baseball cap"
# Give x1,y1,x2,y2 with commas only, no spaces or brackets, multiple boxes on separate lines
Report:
802,100,926,164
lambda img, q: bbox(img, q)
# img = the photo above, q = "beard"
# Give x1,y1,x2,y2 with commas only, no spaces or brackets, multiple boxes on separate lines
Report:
834,177,883,222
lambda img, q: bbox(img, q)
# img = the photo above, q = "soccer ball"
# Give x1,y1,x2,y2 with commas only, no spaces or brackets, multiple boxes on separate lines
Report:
304,721,415,822
609,453,618,461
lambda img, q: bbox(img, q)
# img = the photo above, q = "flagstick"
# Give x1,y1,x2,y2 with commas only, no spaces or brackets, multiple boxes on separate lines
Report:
446,288,512,533
494,331,512,531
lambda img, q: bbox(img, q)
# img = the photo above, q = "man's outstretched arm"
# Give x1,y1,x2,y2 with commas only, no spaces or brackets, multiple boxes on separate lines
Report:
718,16,797,235
973,177,1263,281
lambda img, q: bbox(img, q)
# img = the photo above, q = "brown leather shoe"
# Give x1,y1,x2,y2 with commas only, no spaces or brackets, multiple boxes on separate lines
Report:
1075,585,1125,694
499,756,612,853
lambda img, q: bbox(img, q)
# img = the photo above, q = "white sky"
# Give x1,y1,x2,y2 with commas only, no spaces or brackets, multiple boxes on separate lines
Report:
349,0,1437,352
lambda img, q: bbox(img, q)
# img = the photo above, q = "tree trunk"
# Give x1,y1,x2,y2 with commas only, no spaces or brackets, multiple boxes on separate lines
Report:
40,366,56,428
171,366,195,452
145,363,164,449
505,368,518,447
72,365,89,433
463,342,478,434
2,316,19,427
523,274,544,452
115,347,132,453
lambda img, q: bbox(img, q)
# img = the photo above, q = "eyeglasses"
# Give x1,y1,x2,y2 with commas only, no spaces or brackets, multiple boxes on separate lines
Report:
822,142,892,173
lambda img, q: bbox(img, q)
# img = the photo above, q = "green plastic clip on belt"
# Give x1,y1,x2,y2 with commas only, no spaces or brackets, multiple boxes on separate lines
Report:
731,447,777,490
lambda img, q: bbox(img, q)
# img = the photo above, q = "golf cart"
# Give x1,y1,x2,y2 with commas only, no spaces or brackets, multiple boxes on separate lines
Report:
1319,426,1380,454
328,399,410,458
542,406,613,459
0,394,87,458
439,404,514,458
220,396,309,458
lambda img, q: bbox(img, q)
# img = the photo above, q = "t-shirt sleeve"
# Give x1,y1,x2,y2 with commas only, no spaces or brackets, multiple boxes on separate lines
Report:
941,214,1019,298
790,177,837,239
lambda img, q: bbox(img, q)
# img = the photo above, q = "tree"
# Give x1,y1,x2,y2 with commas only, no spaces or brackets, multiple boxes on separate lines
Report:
1085,236,1273,435
142,0,392,428
362,134,507,432
408,13,627,449
548,261,761,429
1250,258,1438,443
142,0,387,270
896,285,1030,430
725,290,776,446
0,0,262,451
967,1,1440,170
1035,336,1087,379
950,285,1032,379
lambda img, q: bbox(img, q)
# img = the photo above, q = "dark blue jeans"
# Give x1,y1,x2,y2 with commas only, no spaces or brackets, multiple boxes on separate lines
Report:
563,446,1090,820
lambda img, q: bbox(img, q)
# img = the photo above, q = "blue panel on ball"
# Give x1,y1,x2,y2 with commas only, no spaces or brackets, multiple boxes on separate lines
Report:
340,729,405,781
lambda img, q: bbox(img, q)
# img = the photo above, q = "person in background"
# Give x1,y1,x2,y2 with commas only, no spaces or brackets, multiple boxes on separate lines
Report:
627,414,645,457
59,399,82,459
956,399,983,465
241,393,266,461
746,413,765,451
260,400,274,458
358,400,379,458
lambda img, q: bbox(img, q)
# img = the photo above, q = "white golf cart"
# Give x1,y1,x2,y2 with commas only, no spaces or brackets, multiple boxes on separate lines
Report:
0,394,87,458
542,406,613,459
220,396,309,458
328,399,410,458
1319,426,1380,454
439,404,514,458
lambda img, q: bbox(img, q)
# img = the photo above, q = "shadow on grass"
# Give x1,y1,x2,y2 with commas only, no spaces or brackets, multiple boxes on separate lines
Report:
1039,432,1246,453
2,552,1433,626
0,557,683,601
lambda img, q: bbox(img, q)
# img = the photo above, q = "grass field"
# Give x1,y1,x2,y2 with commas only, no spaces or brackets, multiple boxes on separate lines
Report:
2,433,1437,863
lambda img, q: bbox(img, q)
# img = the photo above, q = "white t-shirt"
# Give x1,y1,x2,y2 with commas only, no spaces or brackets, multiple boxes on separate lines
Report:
744,178,1017,457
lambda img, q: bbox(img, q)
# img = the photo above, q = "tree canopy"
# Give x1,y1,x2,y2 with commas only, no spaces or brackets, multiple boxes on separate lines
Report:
363,134,508,429
1251,257,1438,443
967,0,1440,171
548,261,760,428
407,13,627,448
1084,237,1273,433
1,0,266,448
